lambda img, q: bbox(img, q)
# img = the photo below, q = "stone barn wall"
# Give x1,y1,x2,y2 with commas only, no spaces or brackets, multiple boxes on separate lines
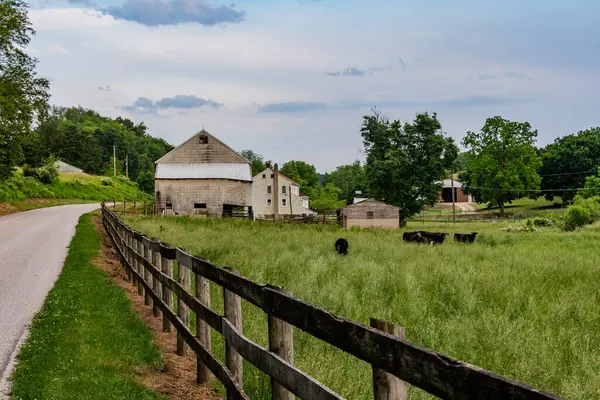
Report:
155,179,252,216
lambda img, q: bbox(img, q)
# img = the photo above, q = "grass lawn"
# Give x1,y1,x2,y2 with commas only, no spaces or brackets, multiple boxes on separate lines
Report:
10,213,164,400
125,215,600,399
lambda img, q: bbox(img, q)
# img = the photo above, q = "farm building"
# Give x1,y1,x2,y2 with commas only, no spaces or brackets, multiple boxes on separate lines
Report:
153,130,253,217
338,199,401,229
54,160,83,173
252,162,314,218
439,179,472,203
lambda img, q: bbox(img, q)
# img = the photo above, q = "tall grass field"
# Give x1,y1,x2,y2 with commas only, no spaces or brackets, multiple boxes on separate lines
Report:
125,216,600,399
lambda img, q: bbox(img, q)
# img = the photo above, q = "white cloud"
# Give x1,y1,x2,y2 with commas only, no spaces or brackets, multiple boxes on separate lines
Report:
26,2,600,171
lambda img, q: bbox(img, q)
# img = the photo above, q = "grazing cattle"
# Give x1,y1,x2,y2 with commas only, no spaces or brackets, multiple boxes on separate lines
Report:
403,231,420,242
419,231,448,244
335,238,349,255
454,232,479,243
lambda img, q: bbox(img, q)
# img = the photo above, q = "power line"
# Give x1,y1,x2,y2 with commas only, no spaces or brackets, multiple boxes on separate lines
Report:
539,169,597,177
462,185,585,192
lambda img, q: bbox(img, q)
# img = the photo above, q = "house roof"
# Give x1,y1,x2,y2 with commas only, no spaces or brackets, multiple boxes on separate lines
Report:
155,163,252,181
440,179,462,188
54,160,83,173
253,167,299,186
155,129,251,165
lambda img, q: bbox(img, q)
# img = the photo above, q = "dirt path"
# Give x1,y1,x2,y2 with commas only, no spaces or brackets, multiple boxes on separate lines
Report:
93,216,220,400
455,202,479,213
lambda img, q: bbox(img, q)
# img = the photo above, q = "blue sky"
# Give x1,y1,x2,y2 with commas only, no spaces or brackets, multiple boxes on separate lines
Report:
28,0,600,172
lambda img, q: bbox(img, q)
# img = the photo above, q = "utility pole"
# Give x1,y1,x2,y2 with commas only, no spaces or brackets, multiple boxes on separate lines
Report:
450,171,456,224
113,145,116,177
125,154,129,178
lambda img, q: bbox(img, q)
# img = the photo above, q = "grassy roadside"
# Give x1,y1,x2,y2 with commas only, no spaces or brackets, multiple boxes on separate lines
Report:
10,212,164,400
0,198,97,216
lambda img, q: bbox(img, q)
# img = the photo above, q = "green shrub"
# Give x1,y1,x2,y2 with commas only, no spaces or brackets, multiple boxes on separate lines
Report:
531,217,553,227
99,177,113,186
21,157,59,184
561,206,590,231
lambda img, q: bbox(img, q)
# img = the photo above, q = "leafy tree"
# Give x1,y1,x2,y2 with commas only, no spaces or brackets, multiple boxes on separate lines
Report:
0,0,50,179
462,116,541,216
240,149,266,176
136,171,155,194
324,160,367,203
280,160,320,198
104,156,124,177
361,109,457,222
577,167,600,199
309,183,346,213
538,128,600,204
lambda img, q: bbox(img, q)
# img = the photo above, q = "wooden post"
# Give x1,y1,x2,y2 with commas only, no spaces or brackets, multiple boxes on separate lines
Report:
137,237,144,296
144,201,147,216
144,238,152,306
177,259,190,356
124,200,127,215
133,201,137,215
195,271,212,384
268,286,294,400
370,318,406,400
161,245,173,332
223,267,243,393
126,230,134,283
151,238,161,317
113,199,116,212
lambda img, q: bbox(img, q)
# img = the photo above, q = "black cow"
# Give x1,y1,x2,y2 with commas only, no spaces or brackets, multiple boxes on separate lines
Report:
419,231,449,244
454,232,479,243
403,231,420,242
335,238,349,255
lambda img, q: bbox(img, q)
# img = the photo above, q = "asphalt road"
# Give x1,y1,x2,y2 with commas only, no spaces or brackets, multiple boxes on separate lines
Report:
0,203,100,397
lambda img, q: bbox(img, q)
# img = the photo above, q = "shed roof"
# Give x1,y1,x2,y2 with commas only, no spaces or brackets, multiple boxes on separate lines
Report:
440,179,462,188
155,163,252,181
341,199,400,210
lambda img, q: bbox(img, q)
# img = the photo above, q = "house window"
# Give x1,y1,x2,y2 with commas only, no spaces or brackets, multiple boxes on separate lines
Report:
282,186,286,194
199,135,208,144
367,211,374,219
282,198,287,207
262,174,266,178
271,174,274,178
194,203,207,209
267,185,272,194
166,202,173,209
267,198,272,207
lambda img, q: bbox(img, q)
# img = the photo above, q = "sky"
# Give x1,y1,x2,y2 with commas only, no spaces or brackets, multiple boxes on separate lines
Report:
27,0,600,172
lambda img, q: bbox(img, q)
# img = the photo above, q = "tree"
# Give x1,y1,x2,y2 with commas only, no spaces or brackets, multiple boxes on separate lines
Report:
462,116,541,216
538,128,600,204
280,160,320,198
309,183,346,213
324,160,367,203
136,171,155,194
361,109,457,222
0,0,50,179
240,149,266,176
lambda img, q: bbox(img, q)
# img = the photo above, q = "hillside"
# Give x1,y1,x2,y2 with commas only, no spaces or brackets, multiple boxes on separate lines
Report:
0,170,152,204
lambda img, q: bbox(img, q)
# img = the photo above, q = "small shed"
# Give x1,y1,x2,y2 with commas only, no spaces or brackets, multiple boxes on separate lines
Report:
439,179,471,203
338,199,401,229
54,160,83,173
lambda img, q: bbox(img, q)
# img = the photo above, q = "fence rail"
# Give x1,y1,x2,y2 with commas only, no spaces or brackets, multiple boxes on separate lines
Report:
101,203,562,400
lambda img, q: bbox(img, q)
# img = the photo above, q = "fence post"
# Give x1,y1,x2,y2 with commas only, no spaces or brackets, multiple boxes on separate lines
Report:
195,270,211,384
267,286,294,400
123,200,127,215
144,201,147,216
137,236,145,297
126,229,133,283
370,318,406,400
133,201,137,215
151,237,161,317
113,199,116,212
143,238,152,306
161,244,173,332
177,255,190,356
223,267,243,393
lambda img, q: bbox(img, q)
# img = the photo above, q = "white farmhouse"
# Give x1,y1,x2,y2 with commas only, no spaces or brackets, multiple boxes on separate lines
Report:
252,162,314,218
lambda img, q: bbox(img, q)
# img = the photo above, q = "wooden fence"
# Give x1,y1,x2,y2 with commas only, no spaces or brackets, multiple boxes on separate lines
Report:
101,204,562,400
110,200,154,216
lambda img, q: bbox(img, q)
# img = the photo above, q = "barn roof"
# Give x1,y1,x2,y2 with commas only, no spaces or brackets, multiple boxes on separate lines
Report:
155,163,252,181
440,179,462,188
340,199,400,210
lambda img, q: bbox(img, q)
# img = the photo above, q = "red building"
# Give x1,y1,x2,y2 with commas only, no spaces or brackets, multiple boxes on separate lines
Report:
439,179,471,203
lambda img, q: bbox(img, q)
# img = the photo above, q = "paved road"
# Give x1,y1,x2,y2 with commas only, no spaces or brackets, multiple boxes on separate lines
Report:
0,203,100,397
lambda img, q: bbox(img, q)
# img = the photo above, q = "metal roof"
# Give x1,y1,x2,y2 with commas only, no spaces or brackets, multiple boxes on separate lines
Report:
440,179,462,188
155,163,252,181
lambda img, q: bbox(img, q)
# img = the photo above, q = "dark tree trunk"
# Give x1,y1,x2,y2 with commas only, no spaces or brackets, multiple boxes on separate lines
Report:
499,201,505,217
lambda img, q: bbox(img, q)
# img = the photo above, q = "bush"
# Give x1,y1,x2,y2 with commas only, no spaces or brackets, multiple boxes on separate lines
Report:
21,157,59,184
99,177,113,186
531,217,553,227
561,205,591,231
